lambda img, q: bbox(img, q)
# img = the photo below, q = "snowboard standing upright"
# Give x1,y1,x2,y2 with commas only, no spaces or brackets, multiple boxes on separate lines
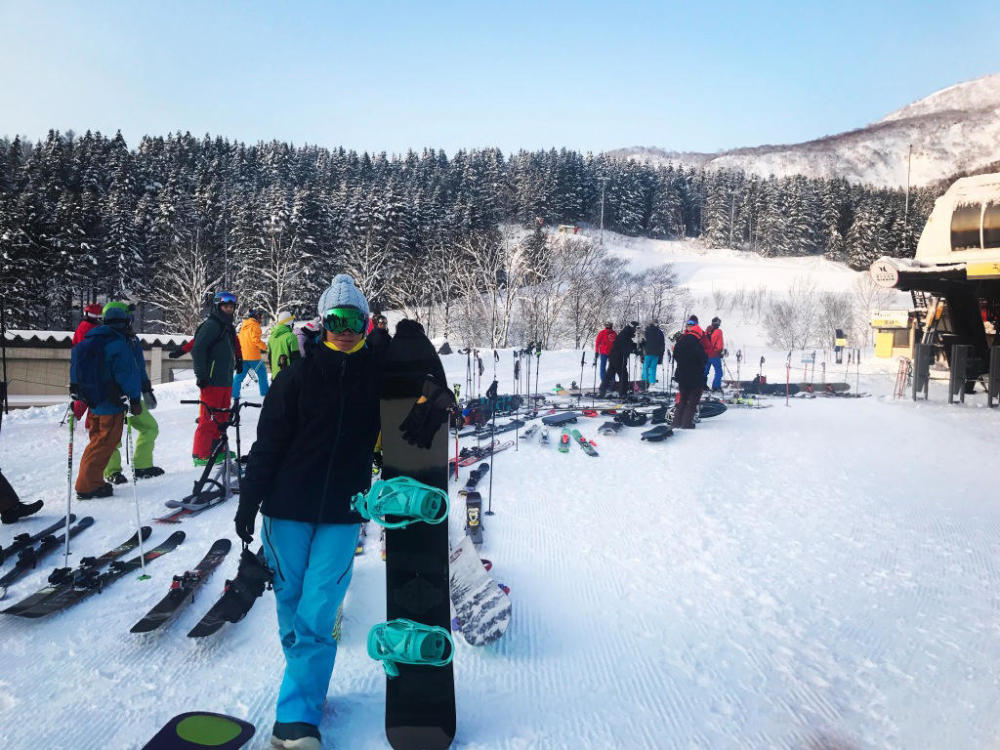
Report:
380,330,456,749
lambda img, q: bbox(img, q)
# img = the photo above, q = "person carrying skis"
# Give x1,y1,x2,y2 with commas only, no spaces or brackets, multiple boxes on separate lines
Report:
70,304,145,498
703,316,725,392
191,291,240,467
642,320,665,388
0,469,43,524
672,316,708,429
594,321,616,381
598,321,637,399
267,310,300,377
70,303,104,421
233,307,269,400
235,275,447,750
100,301,163,484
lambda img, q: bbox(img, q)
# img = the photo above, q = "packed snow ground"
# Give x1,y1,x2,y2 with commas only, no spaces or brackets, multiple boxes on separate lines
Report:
1,347,999,749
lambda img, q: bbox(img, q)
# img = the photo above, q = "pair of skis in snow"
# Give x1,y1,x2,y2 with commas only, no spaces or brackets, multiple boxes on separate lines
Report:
2,528,182,619
0,515,94,599
130,538,234,637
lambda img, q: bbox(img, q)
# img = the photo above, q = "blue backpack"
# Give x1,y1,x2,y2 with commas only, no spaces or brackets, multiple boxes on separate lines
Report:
70,330,116,408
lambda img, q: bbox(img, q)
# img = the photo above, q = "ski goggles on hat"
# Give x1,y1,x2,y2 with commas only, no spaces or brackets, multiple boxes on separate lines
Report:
215,291,237,306
322,307,367,334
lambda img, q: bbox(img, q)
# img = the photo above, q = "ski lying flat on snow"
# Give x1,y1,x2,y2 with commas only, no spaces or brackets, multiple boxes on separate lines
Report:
131,538,232,633
8,531,184,619
0,516,94,599
2,526,152,617
456,463,489,496
0,514,77,566
570,429,599,457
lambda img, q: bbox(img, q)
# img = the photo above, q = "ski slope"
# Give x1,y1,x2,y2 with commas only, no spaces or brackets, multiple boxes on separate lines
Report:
1,348,999,749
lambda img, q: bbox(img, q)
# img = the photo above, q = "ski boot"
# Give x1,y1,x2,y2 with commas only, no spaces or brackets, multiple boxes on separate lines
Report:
350,477,449,529
105,472,129,485
367,618,454,678
135,466,165,479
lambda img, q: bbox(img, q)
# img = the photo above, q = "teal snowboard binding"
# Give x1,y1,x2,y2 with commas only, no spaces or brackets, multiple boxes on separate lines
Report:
367,618,455,678
350,476,449,529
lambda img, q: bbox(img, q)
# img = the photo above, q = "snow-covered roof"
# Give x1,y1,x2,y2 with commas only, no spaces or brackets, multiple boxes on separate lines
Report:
2,329,189,348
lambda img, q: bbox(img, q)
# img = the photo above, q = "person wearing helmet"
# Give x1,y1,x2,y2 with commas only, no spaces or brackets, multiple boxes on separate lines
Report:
99,302,163,484
594,321,617,381
704,316,725,393
267,310,300,377
672,316,708,429
69,304,106,421
70,303,145,499
190,291,240,466
234,307,269,399
236,275,414,750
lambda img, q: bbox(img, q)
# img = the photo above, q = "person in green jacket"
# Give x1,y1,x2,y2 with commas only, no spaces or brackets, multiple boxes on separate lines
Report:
268,310,301,377
101,301,164,484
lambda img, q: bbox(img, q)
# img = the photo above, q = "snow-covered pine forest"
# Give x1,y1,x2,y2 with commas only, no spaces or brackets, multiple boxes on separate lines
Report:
0,132,935,340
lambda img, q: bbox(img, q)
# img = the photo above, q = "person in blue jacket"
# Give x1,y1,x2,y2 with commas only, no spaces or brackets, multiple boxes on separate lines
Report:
71,304,145,499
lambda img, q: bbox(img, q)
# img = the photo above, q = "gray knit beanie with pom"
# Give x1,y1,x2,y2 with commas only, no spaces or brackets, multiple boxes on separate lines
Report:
317,274,370,319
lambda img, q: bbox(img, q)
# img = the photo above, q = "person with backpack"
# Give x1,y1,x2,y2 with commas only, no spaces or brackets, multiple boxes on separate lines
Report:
191,291,240,467
267,310,300,377
234,274,450,750
642,320,665,388
598,321,638,399
99,302,163,484
703,316,725,392
594,321,616,381
234,307,269,400
672,316,708,429
70,305,145,499
70,303,104,421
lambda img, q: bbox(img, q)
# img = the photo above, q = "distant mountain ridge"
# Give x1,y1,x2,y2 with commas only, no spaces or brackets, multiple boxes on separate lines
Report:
611,74,1000,189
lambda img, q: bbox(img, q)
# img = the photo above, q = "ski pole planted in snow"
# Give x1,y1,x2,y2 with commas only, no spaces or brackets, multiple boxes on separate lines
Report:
64,409,74,566
127,423,149,578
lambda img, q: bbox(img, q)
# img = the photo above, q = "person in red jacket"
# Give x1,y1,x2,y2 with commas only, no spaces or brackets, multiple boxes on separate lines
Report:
703,316,725,392
70,304,104,420
594,322,617,381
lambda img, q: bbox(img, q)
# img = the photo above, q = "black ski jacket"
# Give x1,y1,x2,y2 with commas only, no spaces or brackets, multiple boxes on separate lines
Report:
608,325,636,366
241,340,384,525
643,325,665,357
672,330,708,389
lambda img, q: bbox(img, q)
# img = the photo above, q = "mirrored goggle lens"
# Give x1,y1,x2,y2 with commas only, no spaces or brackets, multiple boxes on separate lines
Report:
217,292,237,305
323,308,366,334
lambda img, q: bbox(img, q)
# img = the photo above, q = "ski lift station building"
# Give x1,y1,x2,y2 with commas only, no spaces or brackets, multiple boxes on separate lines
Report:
869,172,1000,381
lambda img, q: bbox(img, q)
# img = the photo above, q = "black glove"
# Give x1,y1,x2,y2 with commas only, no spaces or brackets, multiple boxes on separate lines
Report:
142,388,157,411
168,347,185,359
234,496,260,544
69,383,81,401
196,378,207,389
400,378,456,449
235,359,244,375
129,398,143,416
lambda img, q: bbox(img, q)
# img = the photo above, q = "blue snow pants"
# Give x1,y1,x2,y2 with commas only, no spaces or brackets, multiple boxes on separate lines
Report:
261,516,360,726
705,357,723,390
599,354,608,381
642,355,658,385
232,359,269,400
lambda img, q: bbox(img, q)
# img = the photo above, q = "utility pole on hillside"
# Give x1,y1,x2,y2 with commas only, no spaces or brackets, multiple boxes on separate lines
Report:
599,176,607,245
904,143,912,231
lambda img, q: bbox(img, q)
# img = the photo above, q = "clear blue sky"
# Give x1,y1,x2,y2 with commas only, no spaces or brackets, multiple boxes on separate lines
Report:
1,0,998,155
